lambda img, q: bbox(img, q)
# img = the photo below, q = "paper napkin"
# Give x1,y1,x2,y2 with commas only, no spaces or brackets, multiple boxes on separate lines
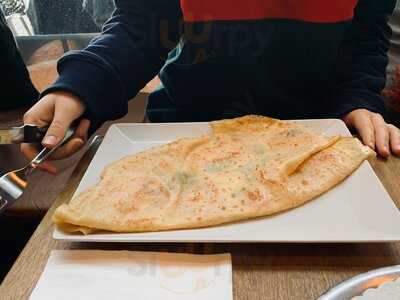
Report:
29,250,232,300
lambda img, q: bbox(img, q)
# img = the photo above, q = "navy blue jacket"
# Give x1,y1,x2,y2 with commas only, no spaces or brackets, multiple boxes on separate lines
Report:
42,0,395,129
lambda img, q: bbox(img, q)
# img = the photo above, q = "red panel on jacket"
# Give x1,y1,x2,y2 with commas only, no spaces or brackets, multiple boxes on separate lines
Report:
181,0,358,23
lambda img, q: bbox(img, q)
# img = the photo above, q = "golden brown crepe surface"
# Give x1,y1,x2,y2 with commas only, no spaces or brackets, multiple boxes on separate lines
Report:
53,116,374,234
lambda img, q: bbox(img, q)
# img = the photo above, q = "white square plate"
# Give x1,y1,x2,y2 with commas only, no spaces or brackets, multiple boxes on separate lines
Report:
54,120,400,243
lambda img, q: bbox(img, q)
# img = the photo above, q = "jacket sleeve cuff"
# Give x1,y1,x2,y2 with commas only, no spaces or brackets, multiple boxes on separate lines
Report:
40,57,128,133
329,91,386,119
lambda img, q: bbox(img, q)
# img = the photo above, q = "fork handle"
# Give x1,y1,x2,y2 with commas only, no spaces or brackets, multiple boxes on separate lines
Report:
30,128,75,167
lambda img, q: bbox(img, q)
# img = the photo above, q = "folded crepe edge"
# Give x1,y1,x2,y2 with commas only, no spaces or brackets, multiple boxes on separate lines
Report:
53,210,97,235
53,136,375,234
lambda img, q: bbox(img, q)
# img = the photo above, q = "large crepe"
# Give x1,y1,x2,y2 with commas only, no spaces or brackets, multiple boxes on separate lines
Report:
53,116,374,234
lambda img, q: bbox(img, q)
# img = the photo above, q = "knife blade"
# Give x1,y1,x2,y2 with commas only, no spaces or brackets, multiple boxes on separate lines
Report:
0,124,47,144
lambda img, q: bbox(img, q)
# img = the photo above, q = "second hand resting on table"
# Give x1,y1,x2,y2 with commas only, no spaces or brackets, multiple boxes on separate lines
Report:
21,91,400,174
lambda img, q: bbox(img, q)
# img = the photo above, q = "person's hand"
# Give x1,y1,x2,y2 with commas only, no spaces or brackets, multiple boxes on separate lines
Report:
343,109,400,158
21,91,90,174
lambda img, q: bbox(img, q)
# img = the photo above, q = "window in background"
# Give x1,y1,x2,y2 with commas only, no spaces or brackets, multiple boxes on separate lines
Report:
0,0,115,36
83,0,114,29
0,0,115,98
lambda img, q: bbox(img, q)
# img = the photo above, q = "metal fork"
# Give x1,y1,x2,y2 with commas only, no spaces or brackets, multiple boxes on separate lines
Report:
0,128,75,212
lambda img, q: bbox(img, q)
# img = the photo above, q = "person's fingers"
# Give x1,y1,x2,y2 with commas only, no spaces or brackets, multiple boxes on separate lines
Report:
23,100,53,127
20,143,58,174
371,114,390,158
47,138,85,160
20,143,40,162
43,119,90,160
37,161,58,175
352,113,375,150
22,96,57,171
42,120,69,148
75,119,91,141
388,124,400,156
21,92,86,174
22,138,85,163
42,106,73,148
20,139,84,172
21,138,84,173
41,93,86,148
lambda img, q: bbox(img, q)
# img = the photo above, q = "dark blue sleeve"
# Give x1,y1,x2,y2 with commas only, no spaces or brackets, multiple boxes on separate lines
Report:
330,0,396,118
41,0,182,130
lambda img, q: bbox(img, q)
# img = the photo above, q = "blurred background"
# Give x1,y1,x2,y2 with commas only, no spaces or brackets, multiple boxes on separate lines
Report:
0,0,114,35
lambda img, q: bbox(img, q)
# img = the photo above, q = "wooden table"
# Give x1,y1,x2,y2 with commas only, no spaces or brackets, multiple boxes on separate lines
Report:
1,137,400,300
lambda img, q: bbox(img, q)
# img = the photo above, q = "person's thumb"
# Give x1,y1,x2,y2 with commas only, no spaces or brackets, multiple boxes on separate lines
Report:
42,104,75,148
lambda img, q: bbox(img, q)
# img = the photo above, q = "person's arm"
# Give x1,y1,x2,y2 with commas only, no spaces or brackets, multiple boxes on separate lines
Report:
332,0,393,116
42,0,182,130
22,0,182,172
332,0,400,156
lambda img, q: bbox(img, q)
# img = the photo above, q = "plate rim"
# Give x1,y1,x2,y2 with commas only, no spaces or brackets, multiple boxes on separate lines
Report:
53,119,400,243
318,264,400,299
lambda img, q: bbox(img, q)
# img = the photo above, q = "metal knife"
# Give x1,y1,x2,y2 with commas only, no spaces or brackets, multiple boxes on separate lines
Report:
0,124,47,144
